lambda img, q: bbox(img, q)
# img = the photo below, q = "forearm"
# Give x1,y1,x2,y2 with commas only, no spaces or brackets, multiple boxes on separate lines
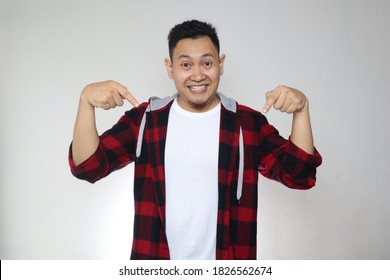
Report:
72,97,100,166
70,80,139,167
290,103,314,155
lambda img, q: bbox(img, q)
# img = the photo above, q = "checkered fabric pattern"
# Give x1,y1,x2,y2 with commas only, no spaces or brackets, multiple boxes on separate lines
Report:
69,98,322,259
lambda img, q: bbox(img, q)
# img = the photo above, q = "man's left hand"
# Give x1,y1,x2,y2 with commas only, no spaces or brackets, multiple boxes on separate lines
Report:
262,85,308,114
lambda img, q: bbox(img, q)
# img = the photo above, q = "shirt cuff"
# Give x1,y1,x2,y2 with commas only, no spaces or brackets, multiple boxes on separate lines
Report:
68,143,103,178
285,137,322,167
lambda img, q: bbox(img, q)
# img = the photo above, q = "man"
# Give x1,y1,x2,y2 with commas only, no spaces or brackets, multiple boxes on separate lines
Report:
69,20,322,260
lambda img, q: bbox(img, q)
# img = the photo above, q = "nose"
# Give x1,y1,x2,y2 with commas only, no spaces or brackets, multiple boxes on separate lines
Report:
190,65,206,82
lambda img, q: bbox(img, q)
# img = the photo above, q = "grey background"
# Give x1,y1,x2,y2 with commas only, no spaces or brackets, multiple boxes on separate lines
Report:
1,0,389,259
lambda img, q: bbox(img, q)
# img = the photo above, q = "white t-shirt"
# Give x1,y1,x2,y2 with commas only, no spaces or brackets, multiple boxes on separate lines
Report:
165,98,220,260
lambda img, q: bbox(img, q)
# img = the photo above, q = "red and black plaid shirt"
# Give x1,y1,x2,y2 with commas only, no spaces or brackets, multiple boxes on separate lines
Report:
69,96,322,259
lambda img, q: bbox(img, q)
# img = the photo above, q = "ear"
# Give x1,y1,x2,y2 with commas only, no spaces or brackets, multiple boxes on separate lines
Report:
219,54,226,76
164,58,174,79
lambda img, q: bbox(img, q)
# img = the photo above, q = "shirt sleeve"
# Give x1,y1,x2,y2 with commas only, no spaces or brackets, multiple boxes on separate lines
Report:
68,105,146,183
258,116,322,190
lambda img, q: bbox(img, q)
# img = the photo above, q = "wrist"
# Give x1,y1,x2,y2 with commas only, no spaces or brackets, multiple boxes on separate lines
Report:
294,99,309,114
79,90,95,111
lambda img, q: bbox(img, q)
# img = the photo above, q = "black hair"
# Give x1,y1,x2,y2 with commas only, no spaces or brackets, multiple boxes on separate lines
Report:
167,19,220,59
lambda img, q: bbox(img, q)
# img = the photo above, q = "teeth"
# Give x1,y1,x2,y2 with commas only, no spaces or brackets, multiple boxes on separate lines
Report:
190,85,206,91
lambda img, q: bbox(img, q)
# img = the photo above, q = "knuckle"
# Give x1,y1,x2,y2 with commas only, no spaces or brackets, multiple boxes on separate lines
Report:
101,94,110,102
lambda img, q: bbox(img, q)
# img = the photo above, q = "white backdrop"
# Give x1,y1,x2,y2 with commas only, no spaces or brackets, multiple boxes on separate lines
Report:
1,0,389,259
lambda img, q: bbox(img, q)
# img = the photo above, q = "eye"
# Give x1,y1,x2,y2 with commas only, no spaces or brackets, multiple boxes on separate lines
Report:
181,62,191,69
204,61,214,68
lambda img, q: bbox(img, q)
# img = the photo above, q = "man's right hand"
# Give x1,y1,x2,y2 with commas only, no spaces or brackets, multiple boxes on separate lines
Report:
72,80,139,166
80,80,139,110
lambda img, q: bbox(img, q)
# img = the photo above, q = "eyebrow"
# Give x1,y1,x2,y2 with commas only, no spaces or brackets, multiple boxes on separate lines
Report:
178,53,216,60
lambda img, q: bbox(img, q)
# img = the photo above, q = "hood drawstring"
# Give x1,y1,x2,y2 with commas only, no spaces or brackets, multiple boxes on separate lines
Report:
237,127,244,202
135,106,148,159
135,93,244,202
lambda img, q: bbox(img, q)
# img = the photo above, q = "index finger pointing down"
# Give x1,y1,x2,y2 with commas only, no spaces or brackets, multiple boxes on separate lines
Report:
263,91,277,113
120,90,139,107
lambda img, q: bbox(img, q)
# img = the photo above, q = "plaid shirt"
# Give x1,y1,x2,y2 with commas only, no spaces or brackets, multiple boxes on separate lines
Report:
69,94,322,260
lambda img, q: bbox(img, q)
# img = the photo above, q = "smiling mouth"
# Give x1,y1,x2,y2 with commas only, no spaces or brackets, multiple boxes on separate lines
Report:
188,85,208,93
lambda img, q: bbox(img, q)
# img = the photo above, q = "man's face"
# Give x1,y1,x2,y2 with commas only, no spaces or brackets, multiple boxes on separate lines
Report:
165,36,225,112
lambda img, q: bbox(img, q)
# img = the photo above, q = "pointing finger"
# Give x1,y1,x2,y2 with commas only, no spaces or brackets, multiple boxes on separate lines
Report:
119,89,139,107
125,90,140,107
263,90,279,114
